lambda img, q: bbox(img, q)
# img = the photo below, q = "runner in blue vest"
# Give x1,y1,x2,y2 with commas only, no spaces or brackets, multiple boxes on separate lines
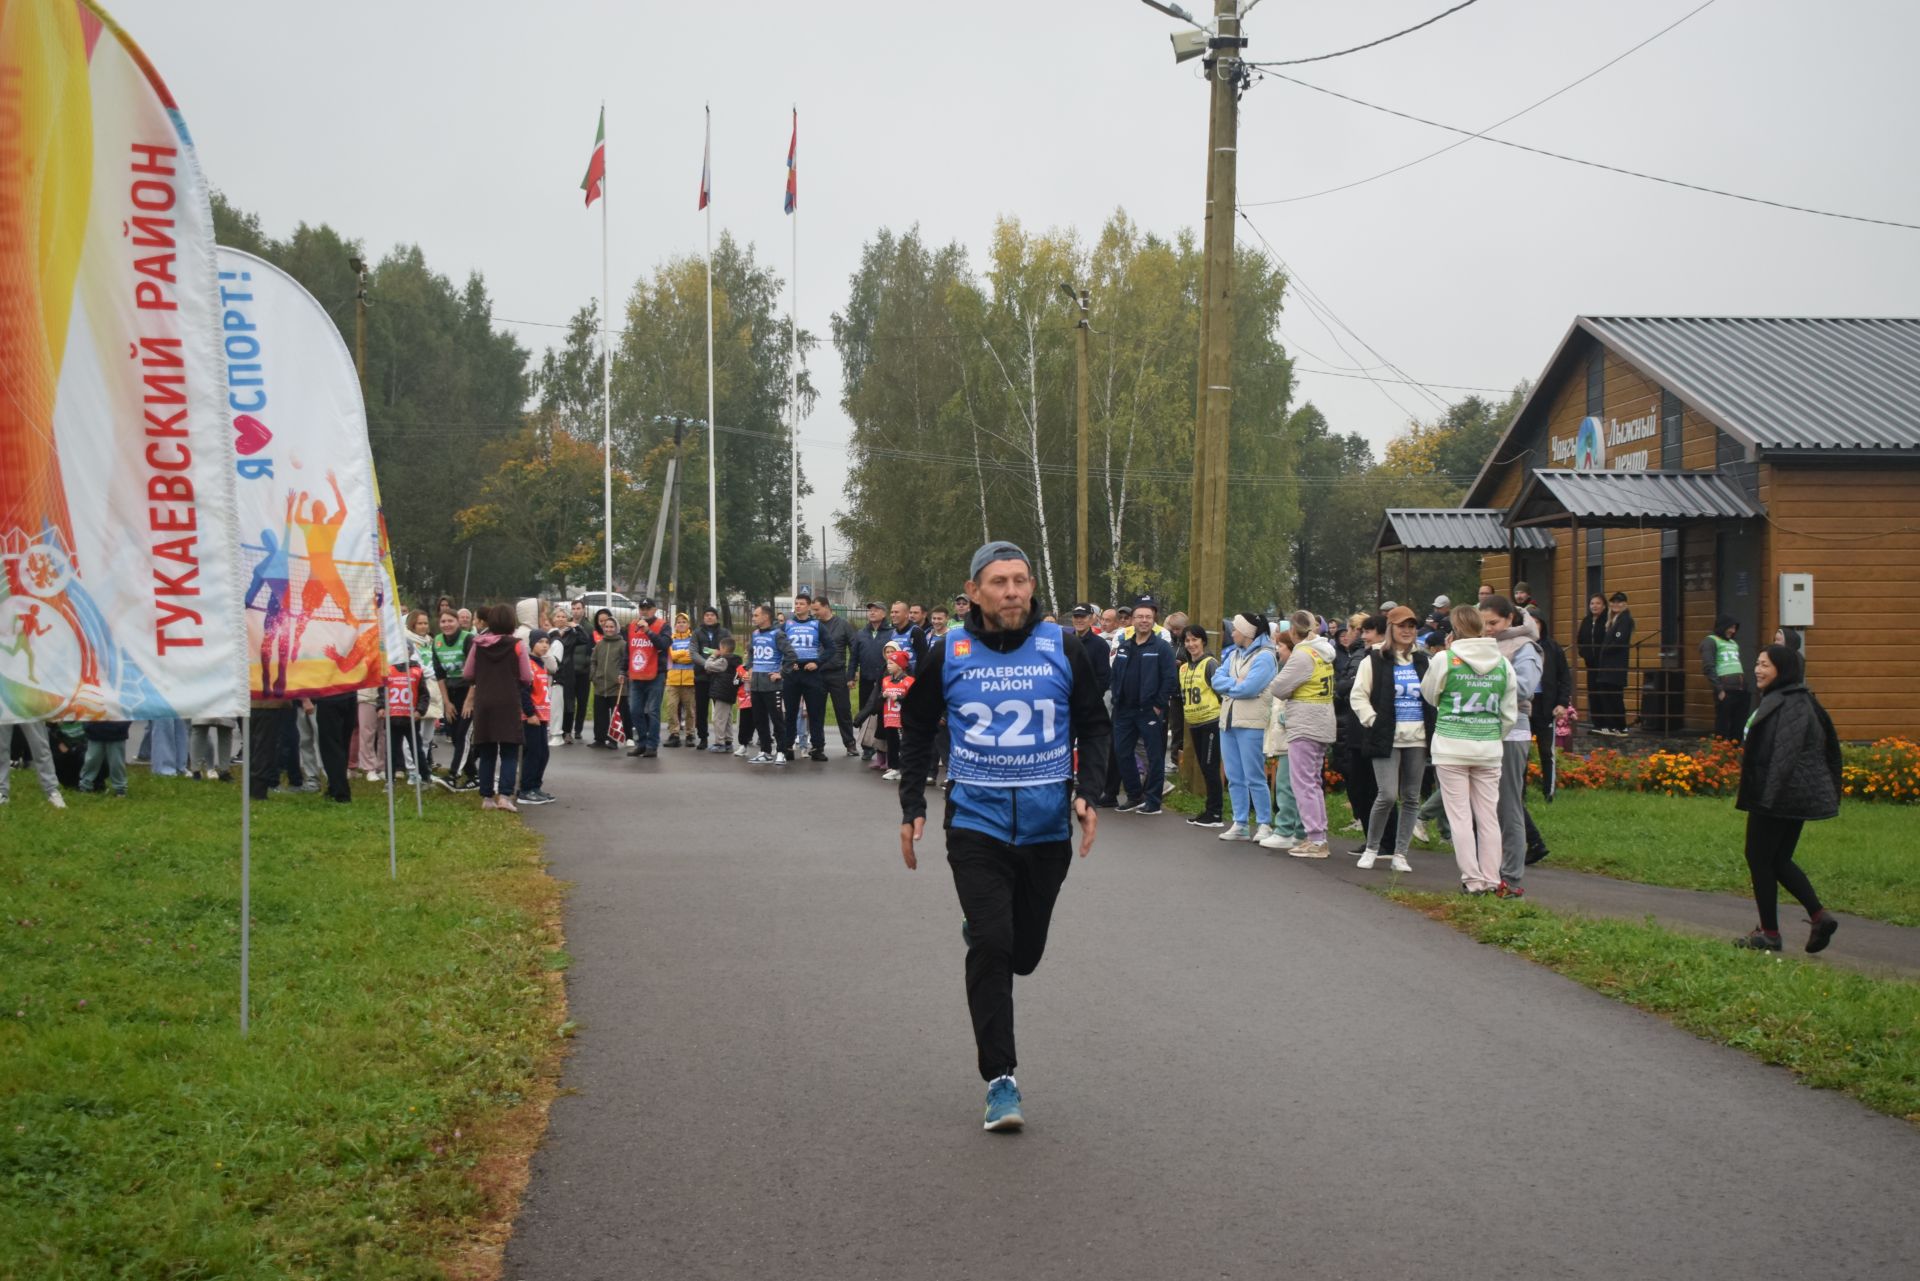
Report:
895,541,1112,1132
782,589,830,761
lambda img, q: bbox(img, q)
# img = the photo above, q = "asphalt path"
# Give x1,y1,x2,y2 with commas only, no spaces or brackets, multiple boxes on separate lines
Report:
506,744,1920,1281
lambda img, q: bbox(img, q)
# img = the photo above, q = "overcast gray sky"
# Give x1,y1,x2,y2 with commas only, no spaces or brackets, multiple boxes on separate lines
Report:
118,0,1920,546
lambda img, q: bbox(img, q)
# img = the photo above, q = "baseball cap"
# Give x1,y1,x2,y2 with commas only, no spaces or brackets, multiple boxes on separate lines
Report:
1386,605,1419,627
1132,594,1159,613
1071,602,1095,617
968,540,1031,580
864,600,884,609
635,596,657,609
1432,594,1451,609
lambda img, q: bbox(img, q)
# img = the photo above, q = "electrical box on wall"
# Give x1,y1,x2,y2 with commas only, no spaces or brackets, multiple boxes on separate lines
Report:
1779,573,1815,627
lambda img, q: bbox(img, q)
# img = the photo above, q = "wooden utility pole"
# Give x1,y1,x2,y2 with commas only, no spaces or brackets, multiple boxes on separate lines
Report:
1187,0,1241,635
1072,286,1092,606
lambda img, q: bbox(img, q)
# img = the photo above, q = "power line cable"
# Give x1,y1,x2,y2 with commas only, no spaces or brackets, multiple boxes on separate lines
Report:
1240,214,1453,416
1242,0,1720,207
1258,70,1920,232
1247,0,1484,68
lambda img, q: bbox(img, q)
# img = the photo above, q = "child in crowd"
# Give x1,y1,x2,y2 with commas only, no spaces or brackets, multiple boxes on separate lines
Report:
744,604,795,765
464,602,535,812
518,633,556,805
877,642,914,780
1259,635,1305,850
588,609,626,749
80,720,132,797
664,612,697,747
705,634,741,752
384,651,430,784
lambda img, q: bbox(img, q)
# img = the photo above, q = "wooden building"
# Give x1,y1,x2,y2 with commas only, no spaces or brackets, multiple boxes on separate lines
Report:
1396,316,1920,742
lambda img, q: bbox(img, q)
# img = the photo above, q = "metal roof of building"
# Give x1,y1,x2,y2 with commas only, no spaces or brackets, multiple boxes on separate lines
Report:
1581,316,1920,454
1508,470,1762,527
1374,508,1556,554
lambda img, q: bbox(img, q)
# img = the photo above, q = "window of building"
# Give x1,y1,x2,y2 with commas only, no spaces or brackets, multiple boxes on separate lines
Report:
1586,346,1605,416
1661,389,1683,470
1585,528,1604,602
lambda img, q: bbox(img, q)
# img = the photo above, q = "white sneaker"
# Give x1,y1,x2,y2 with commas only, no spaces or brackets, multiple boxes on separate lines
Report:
1162,779,1175,795
1412,820,1431,844
1252,823,1277,845
774,752,790,766
366,770,383,782
1258,829,1296,850
1355,847,1380,870
548,734,564,746
1289,840,1330,859
1389,852,1414,873
881,768,902,781
748,752,773,765
1218,822,1249,842
47,791,67,810
1342,820,1364,833
733,744,751,758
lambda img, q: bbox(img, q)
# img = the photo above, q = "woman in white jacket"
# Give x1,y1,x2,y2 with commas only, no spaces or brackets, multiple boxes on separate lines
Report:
1267,609,1340,858
1420,605,1519,894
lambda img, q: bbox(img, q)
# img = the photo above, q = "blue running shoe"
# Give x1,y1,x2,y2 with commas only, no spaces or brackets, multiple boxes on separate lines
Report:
983,1075,1024,1132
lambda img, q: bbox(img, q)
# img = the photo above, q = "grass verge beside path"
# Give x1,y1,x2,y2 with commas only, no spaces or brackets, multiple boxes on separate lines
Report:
1388,890,1920,1125
0,778,566,1279
1512,789,1920,927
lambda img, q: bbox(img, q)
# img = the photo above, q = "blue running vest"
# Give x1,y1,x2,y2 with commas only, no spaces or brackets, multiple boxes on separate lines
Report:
940,621,1076,844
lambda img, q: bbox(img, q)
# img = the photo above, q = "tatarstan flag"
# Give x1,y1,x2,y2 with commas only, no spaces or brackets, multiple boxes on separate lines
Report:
581,106,606,207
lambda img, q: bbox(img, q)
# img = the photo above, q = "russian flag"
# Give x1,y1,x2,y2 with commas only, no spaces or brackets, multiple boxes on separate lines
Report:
784,108,796,214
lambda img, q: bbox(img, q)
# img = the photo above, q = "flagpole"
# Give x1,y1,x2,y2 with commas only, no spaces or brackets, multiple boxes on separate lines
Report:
788,103,800,602
601,101,613,605
239,713,251,1036
704,103,719,614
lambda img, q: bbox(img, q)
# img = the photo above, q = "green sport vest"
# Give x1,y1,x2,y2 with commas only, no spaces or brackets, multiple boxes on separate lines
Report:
431,630,472,687
1434,655,1508,742
1711,635,1743,678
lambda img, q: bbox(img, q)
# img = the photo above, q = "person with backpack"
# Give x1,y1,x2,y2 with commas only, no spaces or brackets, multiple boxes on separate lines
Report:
1733,643,1842,954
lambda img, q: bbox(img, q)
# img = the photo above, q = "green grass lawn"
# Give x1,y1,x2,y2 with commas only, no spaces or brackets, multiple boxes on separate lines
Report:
1513,789,1920,927
0,775,564,1279
1389,891,1920,1124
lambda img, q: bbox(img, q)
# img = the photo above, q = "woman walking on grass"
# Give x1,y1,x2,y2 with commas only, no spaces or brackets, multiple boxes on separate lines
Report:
1734,643,1842,953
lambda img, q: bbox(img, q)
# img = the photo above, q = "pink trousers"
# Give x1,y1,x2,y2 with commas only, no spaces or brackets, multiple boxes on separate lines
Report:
1436,761,1503,891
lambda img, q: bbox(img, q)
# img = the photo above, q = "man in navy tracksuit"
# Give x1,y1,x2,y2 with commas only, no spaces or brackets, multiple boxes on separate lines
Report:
1107,595,1177,816
897,541,1111,1133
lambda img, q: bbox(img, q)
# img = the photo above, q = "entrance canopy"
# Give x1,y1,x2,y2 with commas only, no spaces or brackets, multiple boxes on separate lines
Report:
1374,508,1555,555
1507,469,1761,528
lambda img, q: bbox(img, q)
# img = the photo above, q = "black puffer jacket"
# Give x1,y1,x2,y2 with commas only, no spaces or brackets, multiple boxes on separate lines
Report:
1736,681,1842,822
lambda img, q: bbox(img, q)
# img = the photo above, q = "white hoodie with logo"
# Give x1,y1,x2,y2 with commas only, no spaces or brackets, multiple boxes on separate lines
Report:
1418,635,1519,767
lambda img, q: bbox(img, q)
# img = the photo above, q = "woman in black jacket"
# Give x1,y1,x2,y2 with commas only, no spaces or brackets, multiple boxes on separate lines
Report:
1733,643,1842,953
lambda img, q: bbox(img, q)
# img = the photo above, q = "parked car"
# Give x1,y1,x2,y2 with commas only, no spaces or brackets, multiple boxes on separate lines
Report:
574,590,639,629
